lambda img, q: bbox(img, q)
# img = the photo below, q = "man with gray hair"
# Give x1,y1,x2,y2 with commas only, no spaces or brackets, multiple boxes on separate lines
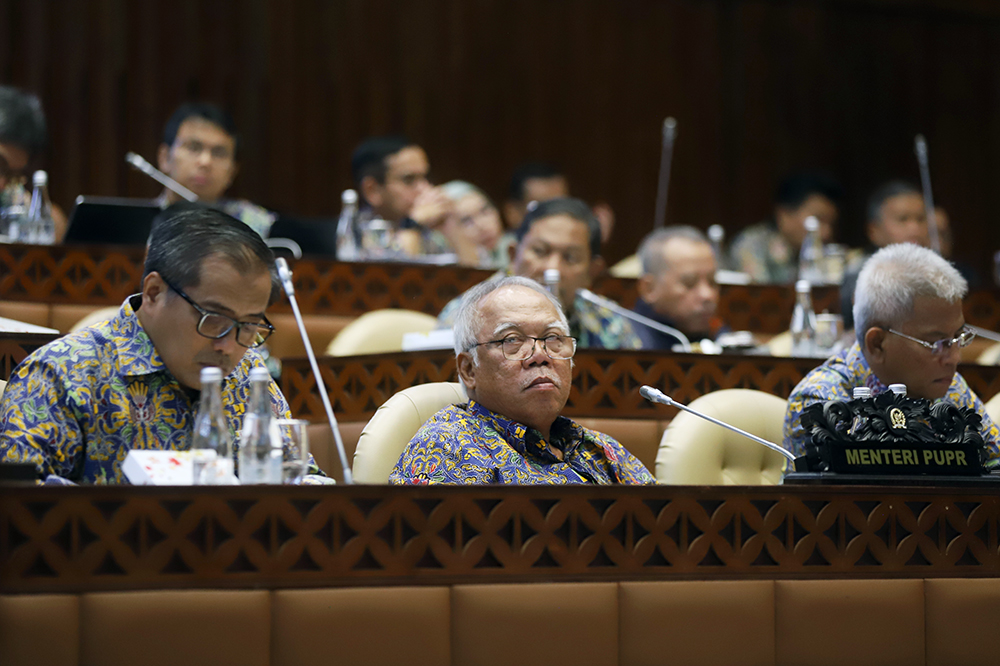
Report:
632,226,724,350
783,243,999,459
390,275,654,484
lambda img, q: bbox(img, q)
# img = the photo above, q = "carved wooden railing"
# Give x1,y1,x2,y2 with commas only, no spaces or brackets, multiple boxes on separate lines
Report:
3,483,1000,594
281,349,1000,423
1,243,996,334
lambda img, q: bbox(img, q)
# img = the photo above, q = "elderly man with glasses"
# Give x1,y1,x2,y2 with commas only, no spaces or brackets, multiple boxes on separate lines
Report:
0,208,330,484
783,243,1000,460
390,275,654,485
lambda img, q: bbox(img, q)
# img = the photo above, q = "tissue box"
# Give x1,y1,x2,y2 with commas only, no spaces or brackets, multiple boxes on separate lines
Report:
123,450,194,485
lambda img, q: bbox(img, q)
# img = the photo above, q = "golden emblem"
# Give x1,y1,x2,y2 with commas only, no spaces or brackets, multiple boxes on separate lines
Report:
889,407,906,429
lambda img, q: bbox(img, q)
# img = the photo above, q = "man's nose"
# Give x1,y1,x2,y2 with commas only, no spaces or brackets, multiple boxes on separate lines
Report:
523,339,550,366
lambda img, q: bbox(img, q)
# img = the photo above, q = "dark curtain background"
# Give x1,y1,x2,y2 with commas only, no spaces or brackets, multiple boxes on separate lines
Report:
2,0,998,274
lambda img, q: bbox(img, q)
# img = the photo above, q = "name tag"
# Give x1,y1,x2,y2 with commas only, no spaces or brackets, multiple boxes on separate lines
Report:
830,444,981,476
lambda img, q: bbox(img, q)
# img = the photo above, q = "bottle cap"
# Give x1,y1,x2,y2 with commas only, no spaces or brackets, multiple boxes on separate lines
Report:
249,367,270,381
200,366,222,382
804,216,819,232
543,268,560,285
888,383,907,395
795,279,811,293
341,189,358,205
707,224,724,242
32,170,48,187
852,386,871,399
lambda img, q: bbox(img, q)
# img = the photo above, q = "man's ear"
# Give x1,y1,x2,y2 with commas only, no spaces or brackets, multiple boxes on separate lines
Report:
588,255,606,283
157,143,172,173
223,160,240,190
456,352,477,394
360,175,382,209
637,273,657,304
141,271,169,311
867,221,883,247
863,326,887,363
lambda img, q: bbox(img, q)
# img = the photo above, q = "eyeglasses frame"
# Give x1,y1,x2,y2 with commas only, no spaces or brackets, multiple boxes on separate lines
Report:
164,278,274,349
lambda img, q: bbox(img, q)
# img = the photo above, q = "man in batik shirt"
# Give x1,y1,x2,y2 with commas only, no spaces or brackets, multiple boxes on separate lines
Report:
0,208,330,484
783,243,1000,460
392,275,654,485
437,197,643,350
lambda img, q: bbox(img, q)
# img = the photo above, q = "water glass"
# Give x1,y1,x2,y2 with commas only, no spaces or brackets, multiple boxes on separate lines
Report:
271,419,310,484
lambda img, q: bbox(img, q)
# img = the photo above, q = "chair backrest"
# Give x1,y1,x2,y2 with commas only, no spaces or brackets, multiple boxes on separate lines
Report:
978,342,1000,366
985,392,1000,425
0,379,6,397
352,382,467,483
325,309,439,356
767,330,792,357
70,306,120,333
656,388,788,485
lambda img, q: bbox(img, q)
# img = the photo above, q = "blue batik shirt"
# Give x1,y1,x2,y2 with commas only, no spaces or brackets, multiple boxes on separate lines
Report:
389,400,655,485
0,296,330,484
783,342,1000,459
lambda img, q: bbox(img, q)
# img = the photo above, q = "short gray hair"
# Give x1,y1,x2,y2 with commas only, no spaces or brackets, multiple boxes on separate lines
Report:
441,180,482,202
452,275,569,362
853,243,967,345
638,226,710,276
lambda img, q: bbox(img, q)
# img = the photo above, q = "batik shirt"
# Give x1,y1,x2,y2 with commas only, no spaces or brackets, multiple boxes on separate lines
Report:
437,272,644,350
783,342,1000,459
390,400,655,485
729,220,796,284
0,296,330,484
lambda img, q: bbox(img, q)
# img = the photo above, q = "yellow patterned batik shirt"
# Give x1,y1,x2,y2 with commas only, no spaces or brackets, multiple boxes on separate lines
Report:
0,296,328,484
389,400,655,485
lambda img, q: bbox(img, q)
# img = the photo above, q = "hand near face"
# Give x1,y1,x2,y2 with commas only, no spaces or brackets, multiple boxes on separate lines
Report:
409,186,453,229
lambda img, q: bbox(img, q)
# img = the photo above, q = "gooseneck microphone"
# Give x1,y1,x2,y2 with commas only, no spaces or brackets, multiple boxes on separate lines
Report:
914,135,941,255
653,117,677,230
125,152,199,203
576,288,692,352
639,385,795,463
275,258,354,484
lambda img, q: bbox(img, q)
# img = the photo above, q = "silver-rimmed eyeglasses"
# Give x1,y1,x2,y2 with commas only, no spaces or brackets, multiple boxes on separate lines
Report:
473,334,577,361
887,326,976,356
165,279,274,348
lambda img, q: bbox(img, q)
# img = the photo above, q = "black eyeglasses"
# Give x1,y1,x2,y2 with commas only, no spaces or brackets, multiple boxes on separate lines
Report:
886,326,976,357
473,334,577,361
165,279,274,348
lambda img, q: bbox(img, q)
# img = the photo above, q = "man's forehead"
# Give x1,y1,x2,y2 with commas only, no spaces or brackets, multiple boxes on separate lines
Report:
479,286,560,324
524,215,590,247
175,117,234,146
386,146,428,175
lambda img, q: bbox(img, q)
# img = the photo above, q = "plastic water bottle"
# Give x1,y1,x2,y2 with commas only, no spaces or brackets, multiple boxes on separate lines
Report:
543,269,560,306
238,367,282,484
191,367,234,485
852,387,871,400
26,171,56,245
798,215,824,285
790,279,818,357
707,224,725,268
335,189,359,261
889,384,907,397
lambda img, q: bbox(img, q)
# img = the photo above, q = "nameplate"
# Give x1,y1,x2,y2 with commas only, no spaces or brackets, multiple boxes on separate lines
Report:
828,443,982,476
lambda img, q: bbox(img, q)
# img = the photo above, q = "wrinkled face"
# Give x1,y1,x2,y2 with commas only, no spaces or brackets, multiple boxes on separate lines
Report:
157,118,237,203
366,146,431,223
504,175,569,229
511,214,594,309
775,194,838,248
455,191,503,250
869,193,929,248
458,286,572,435
139,254,272,389
642,238,719,335
0,142,30,192
868,296,964,401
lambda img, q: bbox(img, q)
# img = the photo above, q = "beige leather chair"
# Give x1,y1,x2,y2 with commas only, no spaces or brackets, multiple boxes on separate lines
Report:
766,330,792,357
609,254,641,278
985,392,1000,425
0,379,6,397
978,342,1000,365
656,389,788,485
70,306,119,332
352,382,467,483
324,309,438,357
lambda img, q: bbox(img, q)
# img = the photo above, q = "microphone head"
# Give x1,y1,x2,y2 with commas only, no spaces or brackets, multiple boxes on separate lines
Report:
663,117,677,140
274,257,295,295
914,134,927,156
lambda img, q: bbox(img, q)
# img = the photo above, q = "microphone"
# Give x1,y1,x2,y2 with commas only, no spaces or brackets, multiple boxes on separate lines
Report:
274,258,354,484
639,385,796,463
576,288,692,352
914,135,941,254
653,116,678,230
125,152,199,203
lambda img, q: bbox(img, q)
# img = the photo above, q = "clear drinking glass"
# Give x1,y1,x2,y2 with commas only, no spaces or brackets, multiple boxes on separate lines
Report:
270,419,310,484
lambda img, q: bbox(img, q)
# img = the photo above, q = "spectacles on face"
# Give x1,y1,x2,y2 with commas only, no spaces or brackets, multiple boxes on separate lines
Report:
886,326,976,356
473,334,577,361
176,139,234,162
165,279,274,348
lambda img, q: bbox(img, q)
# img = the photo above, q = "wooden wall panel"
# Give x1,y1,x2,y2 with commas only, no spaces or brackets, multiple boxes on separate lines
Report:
2,0,998,276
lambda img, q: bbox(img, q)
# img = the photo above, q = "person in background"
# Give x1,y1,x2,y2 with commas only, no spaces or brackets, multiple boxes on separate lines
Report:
438,197,643,350
502,162,570,232
783,243,998,460
933,206,980,289
157,102,276,238
350,136,478,264
391,276,655,485
440,180,512,269
729,172,843,283
633,227,725,350
0,84,69,239
0,207,331,484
